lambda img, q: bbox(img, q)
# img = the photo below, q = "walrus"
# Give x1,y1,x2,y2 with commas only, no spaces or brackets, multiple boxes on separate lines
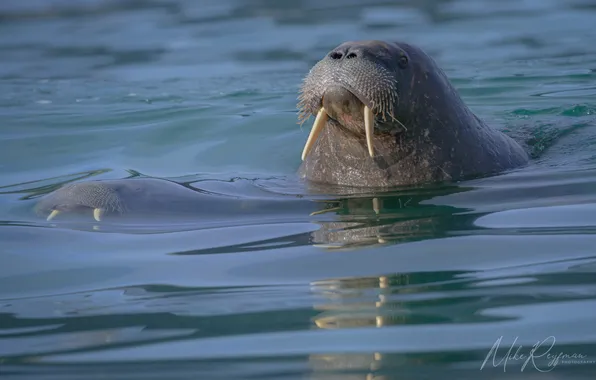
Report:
297,40,528,187
35,40,529,221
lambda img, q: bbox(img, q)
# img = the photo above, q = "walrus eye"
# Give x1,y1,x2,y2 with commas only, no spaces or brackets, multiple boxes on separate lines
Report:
399,55,408,69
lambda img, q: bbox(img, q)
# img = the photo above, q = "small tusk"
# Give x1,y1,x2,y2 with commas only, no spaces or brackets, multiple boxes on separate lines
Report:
47,209,60,221
93,208,104,222
364,105,375,157
301,107,328,161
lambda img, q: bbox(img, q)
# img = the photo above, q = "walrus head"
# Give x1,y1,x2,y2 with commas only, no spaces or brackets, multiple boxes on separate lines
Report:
296,40,528,188
298,40,423,160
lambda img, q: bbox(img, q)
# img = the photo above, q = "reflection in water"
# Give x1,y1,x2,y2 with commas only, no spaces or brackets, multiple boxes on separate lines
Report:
312,275,406,329
306,269,596,379
3,267,596,377
307,272,450,379
309,184,475,249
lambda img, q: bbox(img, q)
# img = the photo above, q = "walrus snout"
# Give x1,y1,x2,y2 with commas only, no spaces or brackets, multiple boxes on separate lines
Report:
321,86,365,126
298,42,399,122
36,181,126,221
301,85,376,160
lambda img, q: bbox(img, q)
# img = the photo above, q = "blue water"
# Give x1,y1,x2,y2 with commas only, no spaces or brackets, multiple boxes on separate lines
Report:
1,0,596,379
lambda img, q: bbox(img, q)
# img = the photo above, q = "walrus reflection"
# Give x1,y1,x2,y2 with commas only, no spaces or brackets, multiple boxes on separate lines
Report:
310,275,422,330
306,272,571,380
307,273,438,380
307,183,473,250
307,275,402,380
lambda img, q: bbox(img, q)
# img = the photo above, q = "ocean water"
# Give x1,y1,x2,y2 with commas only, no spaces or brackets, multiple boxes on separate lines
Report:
1,0,596,378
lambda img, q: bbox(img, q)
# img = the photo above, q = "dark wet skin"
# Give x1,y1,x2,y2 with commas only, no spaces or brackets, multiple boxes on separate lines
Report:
297,40,529,187
36,40,529,222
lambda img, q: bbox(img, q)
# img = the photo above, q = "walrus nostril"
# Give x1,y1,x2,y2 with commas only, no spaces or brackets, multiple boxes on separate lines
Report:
329,51,343,60
346,52,357,59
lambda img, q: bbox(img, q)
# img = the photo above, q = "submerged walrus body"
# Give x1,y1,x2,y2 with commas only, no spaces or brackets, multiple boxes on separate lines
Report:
36,40,528,222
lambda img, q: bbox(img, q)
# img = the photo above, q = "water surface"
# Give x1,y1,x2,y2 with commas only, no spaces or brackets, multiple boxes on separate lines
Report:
1,0,596,378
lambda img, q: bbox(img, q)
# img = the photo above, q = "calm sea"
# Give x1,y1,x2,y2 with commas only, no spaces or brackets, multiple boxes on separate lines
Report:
1,0,596,379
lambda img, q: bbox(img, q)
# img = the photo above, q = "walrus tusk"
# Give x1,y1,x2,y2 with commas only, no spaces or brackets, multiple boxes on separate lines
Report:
47,209,60,221
364,105,375,157
372,197,380,215
93,208,104,222
301,107,328,161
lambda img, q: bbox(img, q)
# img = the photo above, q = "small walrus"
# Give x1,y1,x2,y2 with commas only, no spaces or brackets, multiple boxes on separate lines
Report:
298,40,529,188
36,40,529,221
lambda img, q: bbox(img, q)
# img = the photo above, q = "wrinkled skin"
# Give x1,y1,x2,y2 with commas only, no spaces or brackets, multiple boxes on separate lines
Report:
35,40,529,222
298,40,529,187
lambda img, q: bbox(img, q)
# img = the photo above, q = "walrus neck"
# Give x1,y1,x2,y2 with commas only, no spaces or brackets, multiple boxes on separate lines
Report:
298,89,496,188
402,68,474,132
298,118,403,188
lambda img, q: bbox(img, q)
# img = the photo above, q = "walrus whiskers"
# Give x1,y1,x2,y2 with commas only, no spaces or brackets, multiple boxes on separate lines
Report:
301,107,328,161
